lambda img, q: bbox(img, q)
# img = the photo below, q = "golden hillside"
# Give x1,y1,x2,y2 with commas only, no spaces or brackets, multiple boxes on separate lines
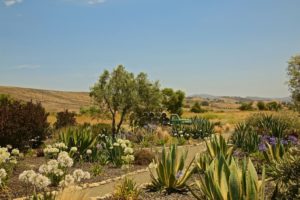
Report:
0,86,91,113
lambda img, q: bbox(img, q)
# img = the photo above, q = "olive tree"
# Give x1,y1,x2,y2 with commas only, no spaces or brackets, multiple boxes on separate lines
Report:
287,55,300,111
161,88,185,116
90,65,137,137
90,65,162,137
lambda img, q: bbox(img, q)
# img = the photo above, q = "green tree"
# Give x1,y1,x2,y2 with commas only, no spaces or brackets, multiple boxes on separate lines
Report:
190,102,205,113
90,65,162,136
90,65,137,137
287,54,300,111
162,88,185,116
257,101,266,110
130,73,162,126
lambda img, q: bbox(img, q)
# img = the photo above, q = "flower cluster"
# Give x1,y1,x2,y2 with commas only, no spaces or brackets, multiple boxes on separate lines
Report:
43,142,68,159
258,135,299,152
19,170,51,190
59,169,90,188
43,145,60,158
118,139,135,167
0,168,7,186
0,146,19,166
57,151,74,168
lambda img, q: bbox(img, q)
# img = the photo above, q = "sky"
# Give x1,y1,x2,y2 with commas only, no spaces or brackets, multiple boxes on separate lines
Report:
0,0,300,97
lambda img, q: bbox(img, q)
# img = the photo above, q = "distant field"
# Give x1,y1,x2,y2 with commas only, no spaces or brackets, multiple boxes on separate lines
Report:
0,86,92,113
0,85,286,126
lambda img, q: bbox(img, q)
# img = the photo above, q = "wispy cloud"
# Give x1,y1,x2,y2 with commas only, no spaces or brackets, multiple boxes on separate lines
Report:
3,0,23,7
65,0,106,6
13,64,40,70
87,0,106,5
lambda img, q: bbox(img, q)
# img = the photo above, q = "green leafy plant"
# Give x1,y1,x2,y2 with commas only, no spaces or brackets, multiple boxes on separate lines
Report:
59,127,97,159
91,163,103,177
190,155,266,200
113,177,141,200
149,144,194,193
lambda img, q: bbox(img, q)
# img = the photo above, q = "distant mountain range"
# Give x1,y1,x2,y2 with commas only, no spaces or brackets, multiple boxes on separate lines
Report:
188,94,291,102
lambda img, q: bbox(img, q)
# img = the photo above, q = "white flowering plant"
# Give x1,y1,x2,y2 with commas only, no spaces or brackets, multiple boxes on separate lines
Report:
0,146,20,186
104,138,135,168
39,151,73,186
19,151,90,199
43,142,68,159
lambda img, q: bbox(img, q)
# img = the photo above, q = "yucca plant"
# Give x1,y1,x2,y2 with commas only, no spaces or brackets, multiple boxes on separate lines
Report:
191,155,266,200
262,142,286,163
231,122,250,148
190,117,215,139
59,127,97,156
149,144,195,193
196,134,233,172
231,123,260,153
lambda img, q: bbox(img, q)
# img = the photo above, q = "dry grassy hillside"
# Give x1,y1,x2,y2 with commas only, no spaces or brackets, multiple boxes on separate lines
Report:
0,86,92,113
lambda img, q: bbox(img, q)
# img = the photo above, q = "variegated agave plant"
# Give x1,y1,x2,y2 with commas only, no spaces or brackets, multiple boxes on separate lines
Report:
191,155,265,200
149,144,195,193
195,134,233,172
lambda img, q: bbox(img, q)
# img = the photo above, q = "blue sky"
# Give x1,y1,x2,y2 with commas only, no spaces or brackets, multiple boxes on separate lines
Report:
0,0,300,97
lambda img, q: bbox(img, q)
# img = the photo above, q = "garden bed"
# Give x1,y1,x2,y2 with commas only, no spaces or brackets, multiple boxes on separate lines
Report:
3,155,146,199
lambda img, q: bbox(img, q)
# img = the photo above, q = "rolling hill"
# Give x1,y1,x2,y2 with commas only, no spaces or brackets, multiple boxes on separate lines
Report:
0,86,91,113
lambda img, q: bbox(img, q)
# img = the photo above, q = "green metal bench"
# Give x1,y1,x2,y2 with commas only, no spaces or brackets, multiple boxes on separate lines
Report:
169,114,192,125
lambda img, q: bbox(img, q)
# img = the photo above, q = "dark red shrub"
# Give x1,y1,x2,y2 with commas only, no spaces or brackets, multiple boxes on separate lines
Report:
0,97,50,150
54,109,76,129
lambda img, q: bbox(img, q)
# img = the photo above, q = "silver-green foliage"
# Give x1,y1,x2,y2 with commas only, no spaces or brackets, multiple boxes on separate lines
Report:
191,155,266,200
196,134,233,172
149,144,194,192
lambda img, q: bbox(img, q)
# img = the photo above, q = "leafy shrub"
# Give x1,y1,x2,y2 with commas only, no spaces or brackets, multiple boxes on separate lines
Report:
54,109,76,129
79,106,101,117
190,102,205,113
113,177,140,200
266,101,282,111
190,155,266,200
0,97,49,150
239,102,254,111
257,101,266,110
201,101,209,106
149,144,194,192
134,149,155,165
